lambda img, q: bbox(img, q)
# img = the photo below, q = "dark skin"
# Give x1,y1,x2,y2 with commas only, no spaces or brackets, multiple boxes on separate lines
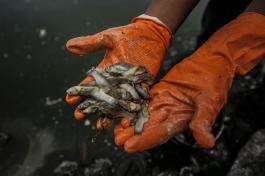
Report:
146,0,265,33
245,0,265,15
146,0,199,32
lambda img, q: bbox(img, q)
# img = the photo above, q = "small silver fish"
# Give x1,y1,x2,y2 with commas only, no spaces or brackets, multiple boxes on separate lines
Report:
119,83,140,100
122,65,147,76
118,100,141,112
126,73,154,85
82,77,130,87
134,84,150,99
116,88,132,100
105,77,131,85
66,86,95,96
77,99,99,110
105,62,133,75
82,105,99,114
98,103,135,119
112,62,134,71
67,86,117,105
90,87,118,105
135,103,149,134
84,73,153,86
87,67,110,88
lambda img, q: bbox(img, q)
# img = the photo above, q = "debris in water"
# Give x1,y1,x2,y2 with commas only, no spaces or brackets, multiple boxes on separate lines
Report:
3,53,9,59
84,119,91,126
26,54,32,60
39,28,47,38
45,97,62,106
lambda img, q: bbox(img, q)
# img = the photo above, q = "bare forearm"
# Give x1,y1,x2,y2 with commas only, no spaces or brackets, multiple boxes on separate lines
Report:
145,0,199,32
245,0,265,16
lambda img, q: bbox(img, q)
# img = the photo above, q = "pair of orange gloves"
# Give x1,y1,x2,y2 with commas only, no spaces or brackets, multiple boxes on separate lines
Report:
66,12,265,153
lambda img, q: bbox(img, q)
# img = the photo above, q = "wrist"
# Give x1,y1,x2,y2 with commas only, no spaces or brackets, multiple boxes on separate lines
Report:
137,14,169,28
145,0,199,32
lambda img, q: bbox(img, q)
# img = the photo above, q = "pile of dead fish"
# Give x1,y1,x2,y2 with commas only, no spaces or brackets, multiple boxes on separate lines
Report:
66,62,154,134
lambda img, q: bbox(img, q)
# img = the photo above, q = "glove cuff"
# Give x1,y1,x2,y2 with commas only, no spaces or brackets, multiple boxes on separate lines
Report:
131,14,173,49
136,14,168,27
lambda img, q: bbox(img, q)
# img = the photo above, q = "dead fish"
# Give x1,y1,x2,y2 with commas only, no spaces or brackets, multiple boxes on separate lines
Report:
105,77,131,85
134,84,150,99
66,86,95,96
96,117,114,131
98,103,135,119
135,103,149,134
67,86,117,105
81,77,130,87
90,88,118,105
77,99,99,110
122,65,147,76
82,105,99,114
112,62,134,71
105,62,133,75
119,83,140,100
126,73,154,85
116,88,132,100
118,100,141,112
87,67,110,88
106,87,130,101
83,74,153,87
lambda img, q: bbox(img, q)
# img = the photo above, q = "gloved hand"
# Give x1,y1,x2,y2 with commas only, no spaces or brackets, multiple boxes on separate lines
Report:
114,12,265,153
65,16,172,120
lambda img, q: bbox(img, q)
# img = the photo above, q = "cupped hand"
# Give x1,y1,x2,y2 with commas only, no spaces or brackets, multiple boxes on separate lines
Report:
65,18,172,120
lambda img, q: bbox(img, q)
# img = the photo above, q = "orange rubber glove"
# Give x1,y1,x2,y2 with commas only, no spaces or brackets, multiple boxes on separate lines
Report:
114,12,265,153
65,16,172,120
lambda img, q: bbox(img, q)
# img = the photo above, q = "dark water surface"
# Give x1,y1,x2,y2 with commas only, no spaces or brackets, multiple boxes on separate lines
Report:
0,0,208,175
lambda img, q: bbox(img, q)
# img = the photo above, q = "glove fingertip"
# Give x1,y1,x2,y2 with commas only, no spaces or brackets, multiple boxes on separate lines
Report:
66,39,74,49
189,121,215,148
65,94,81,105
114,135,123,146
124,139,138,153
66,39,83,55
121,117,131,128
114,125,124,136
114,127,134,146
74,109,85,121
66,37,84,48
197,132,215,148
124,146,136,153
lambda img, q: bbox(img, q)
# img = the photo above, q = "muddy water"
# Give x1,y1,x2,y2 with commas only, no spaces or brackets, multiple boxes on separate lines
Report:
0,0,207,175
